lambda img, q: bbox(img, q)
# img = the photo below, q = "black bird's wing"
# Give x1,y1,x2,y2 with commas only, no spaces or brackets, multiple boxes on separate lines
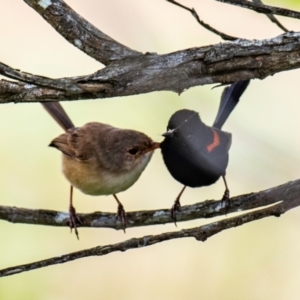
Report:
213,80,250,130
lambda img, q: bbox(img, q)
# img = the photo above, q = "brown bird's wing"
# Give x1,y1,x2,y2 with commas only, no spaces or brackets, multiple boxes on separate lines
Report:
49,129,76,158
49,124,102,161
67,126,96,161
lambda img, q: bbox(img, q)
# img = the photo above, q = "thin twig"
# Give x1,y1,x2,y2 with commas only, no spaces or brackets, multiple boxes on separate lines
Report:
166,0,238,41
252,0,288,32
0,62,80,91
1,196,298,277
216,0,300,20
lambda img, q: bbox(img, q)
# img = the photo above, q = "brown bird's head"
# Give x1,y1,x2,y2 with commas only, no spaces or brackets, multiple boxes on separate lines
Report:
100,128,160,173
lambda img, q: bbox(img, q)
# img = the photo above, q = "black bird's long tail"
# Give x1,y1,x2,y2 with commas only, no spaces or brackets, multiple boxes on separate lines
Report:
213,80,250,130
42,102,74,131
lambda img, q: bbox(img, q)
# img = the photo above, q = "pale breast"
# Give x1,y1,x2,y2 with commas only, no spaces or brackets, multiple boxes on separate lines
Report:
61,152,153,196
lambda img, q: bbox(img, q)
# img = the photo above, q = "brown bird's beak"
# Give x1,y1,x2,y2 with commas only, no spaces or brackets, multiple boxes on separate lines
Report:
145,142,161,153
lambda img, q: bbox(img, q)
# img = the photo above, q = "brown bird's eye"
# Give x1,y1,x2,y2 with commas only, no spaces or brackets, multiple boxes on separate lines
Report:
128,148,139,155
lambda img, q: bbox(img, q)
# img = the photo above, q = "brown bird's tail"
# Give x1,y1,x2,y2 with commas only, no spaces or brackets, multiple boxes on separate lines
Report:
42,102,74,131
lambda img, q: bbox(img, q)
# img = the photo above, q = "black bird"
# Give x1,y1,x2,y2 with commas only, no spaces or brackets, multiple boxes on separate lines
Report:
160,80,250,222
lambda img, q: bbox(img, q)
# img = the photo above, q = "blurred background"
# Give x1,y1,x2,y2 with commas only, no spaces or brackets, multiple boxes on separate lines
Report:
1,0,300,299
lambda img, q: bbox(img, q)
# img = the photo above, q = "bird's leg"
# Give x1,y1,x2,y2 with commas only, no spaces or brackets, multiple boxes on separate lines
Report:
221,176,230,214
68,185,82,240
171,185,186,226
113,194,127,232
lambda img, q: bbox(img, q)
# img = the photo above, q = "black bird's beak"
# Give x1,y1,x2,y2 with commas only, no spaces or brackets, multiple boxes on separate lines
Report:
162,129,175,137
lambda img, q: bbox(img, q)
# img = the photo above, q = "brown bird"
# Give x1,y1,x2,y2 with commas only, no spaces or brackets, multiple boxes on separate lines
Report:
42,102,160,239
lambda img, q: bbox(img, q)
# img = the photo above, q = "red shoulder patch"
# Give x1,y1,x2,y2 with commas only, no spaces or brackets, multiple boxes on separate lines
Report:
207,129,220,153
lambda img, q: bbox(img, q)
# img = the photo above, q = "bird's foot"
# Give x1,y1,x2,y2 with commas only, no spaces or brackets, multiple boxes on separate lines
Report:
171,199,181,226
221,189,230,215
115,203,127,233
69,205,82,240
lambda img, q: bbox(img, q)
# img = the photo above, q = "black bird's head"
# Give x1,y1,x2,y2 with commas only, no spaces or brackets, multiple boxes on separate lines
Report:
162,109,200,138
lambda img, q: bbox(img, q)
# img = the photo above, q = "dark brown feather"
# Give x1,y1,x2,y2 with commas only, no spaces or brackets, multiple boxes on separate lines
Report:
49,131,76,157
42,102,74,131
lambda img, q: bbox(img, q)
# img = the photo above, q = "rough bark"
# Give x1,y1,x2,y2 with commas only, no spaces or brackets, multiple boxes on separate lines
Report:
0,179,298,230
1,32,300,103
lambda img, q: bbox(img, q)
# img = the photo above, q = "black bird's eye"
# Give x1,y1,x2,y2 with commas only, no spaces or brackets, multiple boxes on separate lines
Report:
128,148,139,155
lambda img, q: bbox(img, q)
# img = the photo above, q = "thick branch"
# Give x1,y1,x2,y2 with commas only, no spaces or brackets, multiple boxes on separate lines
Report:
217,0,300,20
1,194,298,277
24,0,140,65
1,179,299,230
1,32,300,103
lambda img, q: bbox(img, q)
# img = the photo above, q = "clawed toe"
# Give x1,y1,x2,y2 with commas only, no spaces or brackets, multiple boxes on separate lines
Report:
170,199,181,226
221,189,230,215
115,203,127,233
69,205,82,240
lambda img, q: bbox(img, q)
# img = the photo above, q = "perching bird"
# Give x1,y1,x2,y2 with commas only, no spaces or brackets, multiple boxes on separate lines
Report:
42,102,160,238
160,80,250,221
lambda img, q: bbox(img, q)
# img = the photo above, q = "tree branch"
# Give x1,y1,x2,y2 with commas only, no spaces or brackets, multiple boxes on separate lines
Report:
1,31,300,103
1,179,299,230
252,0,288,32
216,0,300,20
166,0,238,41
1,188,298,277
0,62,81,91
23,0,140,65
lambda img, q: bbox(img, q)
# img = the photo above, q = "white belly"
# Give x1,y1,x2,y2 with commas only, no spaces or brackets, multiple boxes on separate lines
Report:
62,152,153,196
